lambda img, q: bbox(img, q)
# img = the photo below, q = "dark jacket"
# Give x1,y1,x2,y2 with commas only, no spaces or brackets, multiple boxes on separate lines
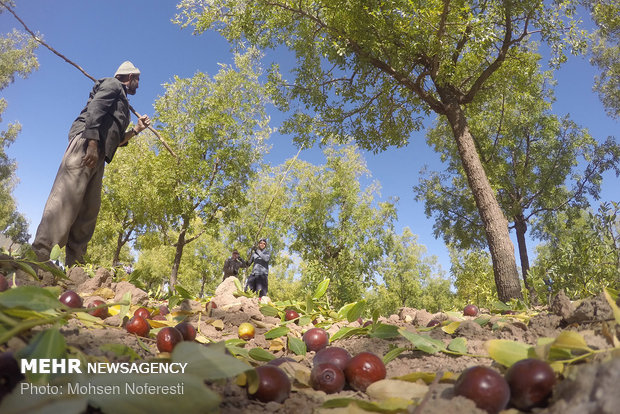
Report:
223,256,247,279
68,77,130,163
248,248,270,276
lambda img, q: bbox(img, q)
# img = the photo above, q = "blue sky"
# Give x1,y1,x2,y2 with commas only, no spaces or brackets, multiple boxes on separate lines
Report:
1,1,618,274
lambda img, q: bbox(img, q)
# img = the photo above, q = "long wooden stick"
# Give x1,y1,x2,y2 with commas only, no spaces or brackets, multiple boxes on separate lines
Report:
252,144,304,248
1,1,177,158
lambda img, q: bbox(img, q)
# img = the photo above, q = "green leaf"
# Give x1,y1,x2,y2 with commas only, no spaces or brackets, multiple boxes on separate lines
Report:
312,279,330,299
89,373,220,414
175,285,192,299
224,338,246,348
330,326,367,342
552,331,591,351
346,300,366,323
0,286,62,311
298,315,313,326
168,295,182,310
0,389,88,414
249,347,276,362
441,321,461,334
172,341,251,380
368,323,400,339
398,328,446,354
233,277,243,292
447,337,468,354
259,305,280,317
287,335,306,356
372,309,380,323
264,326,289,340
49,245,62,261
473,315,491,326
118,292,131,327
603,288,620,325
337,302,356,320
16,328,67,384
99,343,140,361
382,347,407,364
14,261,38,280
38,262,68,280
305,294,314,314
486,339,531,367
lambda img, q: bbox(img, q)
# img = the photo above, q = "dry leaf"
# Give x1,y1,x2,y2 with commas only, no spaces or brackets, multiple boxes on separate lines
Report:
269,338,285,352
90,287,115,299
366,379,428,400
211,319,225,330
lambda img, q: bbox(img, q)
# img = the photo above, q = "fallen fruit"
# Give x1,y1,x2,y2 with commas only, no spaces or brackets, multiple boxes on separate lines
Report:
88,299,109,319
313,346,351,371
344,351,386,392
126,315,150,337
284,309,299,321
251,365,291,403
175,322,197,341
157,327,184,353
238,322,255,340
311,363,345,394
505,358,555,410
0,352,24,403
426,319,440,327
205,301,217,312
151,315,166,321
134,307,151,320
0,274,8,292
159,305,170,315
59,291,83,308
362,320,373,327
453,366,510,414
302,328,329,352
463,304,479,317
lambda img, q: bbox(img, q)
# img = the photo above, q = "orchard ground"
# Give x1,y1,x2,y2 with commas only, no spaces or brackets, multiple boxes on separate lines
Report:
1,267,619,414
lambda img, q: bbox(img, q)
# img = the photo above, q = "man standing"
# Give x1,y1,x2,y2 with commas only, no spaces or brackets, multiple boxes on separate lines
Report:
32,61,150,267
222,249,247,281
245,238,271,298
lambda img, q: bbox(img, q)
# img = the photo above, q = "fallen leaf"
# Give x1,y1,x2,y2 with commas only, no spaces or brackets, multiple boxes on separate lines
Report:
366,379,428,400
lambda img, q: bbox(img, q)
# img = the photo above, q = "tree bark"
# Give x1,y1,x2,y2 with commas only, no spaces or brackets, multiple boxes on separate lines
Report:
442,96,523,302
169,220,188,291
113,231,124,267
514,215,539,305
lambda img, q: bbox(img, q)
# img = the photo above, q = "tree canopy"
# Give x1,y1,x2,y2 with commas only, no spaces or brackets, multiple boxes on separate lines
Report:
0,25,38,245
175,0,589,302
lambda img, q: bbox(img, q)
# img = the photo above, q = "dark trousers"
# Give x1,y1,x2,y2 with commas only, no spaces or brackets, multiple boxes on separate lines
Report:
245,273,268,297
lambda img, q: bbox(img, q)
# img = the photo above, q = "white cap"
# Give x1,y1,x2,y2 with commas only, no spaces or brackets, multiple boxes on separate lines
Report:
114,61,140,76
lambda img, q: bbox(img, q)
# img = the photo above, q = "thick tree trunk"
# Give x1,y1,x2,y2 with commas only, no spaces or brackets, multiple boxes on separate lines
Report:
443,98,523,302
514,215,539,305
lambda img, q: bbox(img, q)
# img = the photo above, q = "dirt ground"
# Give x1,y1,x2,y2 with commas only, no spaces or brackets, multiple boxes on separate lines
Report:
3,268,620,414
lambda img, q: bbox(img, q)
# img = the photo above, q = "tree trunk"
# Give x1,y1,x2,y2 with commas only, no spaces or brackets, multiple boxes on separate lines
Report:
199,272,207,298
514,215,539,305
169,220,188,291
113,230,124,267
443,98,523,302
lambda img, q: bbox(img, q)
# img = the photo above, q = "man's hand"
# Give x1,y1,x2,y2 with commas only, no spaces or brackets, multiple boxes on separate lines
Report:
136,114,151,133
81,139,99,169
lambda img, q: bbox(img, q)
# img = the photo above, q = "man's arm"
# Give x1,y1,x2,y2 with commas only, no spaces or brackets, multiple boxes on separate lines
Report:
119,114,150,146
